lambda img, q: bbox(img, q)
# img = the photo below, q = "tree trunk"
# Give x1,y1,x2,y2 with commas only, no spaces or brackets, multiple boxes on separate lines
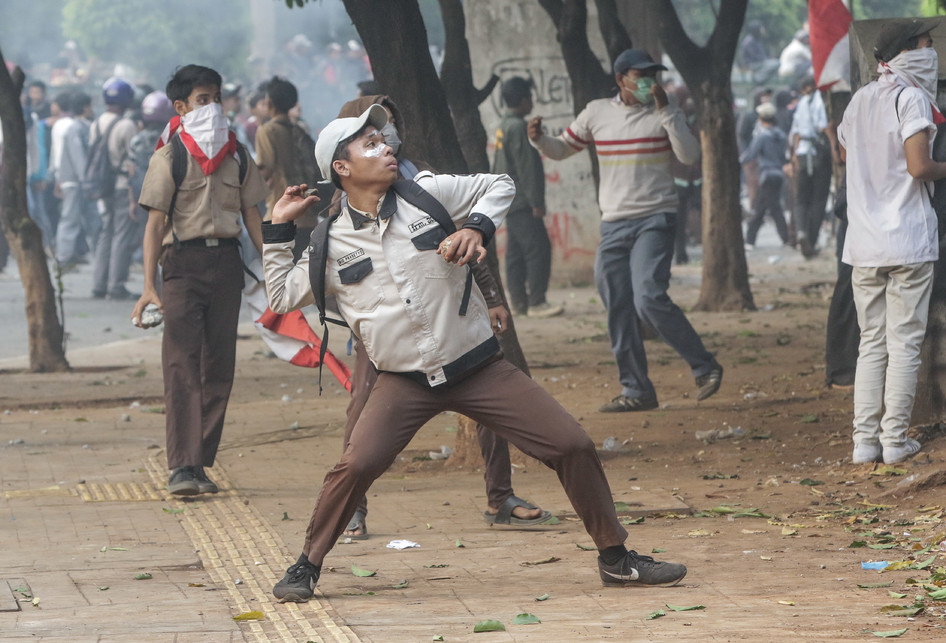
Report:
649,0,755,312
0,51,69,372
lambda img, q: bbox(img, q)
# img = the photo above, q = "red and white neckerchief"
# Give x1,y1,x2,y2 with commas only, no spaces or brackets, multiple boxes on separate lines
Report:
155,103,238,175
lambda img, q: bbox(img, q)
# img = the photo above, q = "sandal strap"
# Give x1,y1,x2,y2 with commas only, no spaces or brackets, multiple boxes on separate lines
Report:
496,495,537,523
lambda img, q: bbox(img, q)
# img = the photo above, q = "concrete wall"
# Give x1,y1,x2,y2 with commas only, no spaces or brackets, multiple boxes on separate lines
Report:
466,0,611,285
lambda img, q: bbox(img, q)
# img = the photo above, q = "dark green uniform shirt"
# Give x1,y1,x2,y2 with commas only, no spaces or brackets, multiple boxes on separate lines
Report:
492,111,545,215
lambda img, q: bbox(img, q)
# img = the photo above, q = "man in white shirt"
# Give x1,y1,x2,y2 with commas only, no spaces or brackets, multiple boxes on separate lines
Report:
789,76,833,257
837,18,945,465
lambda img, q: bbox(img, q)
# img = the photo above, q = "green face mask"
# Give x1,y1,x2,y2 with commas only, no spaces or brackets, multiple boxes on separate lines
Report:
629,76,655,104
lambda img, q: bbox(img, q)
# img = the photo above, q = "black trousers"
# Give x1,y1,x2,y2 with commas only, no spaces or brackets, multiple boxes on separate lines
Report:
505,209,552,313
825,219,859,386
793,152,832,246
746,174,788,245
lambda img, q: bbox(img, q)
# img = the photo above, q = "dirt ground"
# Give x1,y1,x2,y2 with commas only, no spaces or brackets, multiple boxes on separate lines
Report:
3,242,946,641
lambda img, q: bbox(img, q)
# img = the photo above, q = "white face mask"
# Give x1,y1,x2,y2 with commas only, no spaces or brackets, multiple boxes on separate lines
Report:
181,102,231,159
380,122,401,155
883,47,939,104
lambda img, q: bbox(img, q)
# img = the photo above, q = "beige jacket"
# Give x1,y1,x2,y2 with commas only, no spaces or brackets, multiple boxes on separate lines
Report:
262,171,515,385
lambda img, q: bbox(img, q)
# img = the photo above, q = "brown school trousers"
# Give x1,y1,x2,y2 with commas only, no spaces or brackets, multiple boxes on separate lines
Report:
161,244,244,469
303,358,628,565
344,340,514,516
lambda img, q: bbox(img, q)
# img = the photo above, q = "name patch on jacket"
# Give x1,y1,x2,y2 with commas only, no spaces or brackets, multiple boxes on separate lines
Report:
408,216,436,233
337,248,366,267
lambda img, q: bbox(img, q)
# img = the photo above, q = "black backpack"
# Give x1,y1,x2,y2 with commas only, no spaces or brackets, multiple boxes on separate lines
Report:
306,179,473,392
276,119,322,187
82,116,122,200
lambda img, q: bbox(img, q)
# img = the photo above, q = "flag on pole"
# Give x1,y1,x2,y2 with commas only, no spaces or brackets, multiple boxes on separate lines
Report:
809,0,853,91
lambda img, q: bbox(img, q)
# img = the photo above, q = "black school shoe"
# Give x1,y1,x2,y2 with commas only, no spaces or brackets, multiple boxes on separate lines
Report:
273,554,321,602
195,467,219,494
598,551,687,587
168,466,200,496
695,364,723,401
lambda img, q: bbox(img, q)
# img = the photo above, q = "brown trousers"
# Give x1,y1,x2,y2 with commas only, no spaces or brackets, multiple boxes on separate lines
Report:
303,359,628,565
161,245,244,469
344,341,514,515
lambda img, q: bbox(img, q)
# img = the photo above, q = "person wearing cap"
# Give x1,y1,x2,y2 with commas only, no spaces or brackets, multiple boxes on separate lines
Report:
90,76,140,300
741,101,790,249
528,48,723,413
837,18,946,465
493,76,562,318
788,75,833,258
261,104,688,601
131,64,266,495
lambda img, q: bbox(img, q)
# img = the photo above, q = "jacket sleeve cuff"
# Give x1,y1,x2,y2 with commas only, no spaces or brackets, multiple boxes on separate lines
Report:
262,220,296,244
462,212,496,246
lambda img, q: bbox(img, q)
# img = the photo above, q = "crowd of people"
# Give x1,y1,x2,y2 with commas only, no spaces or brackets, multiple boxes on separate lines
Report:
0,15,940,604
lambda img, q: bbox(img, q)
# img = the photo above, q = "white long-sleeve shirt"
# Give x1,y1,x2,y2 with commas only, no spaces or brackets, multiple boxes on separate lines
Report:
531,95,700,222
263,171,515,385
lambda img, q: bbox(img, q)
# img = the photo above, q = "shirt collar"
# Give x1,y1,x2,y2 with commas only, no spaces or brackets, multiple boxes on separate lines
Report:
346,190,397,230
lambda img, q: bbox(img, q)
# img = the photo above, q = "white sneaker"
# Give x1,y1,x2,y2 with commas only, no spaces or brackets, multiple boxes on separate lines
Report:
883,438,921,465
527,302,564,318
852,442,882,464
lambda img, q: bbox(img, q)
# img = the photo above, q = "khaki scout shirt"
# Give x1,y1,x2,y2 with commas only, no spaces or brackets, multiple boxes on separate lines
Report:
138,138,266,246
263,171,515,385
254,114,294,216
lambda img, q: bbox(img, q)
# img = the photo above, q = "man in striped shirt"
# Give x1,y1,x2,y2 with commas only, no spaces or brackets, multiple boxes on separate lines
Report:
528,48,723,412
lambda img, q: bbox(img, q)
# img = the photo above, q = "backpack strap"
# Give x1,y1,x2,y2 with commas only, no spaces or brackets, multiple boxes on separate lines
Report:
236,142,248,184
306,212,348,393
167,135,189,248
391,179,474,316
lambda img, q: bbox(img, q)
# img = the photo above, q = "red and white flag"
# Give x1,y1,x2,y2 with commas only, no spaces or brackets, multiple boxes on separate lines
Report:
809,0,853,92
242,267,352,391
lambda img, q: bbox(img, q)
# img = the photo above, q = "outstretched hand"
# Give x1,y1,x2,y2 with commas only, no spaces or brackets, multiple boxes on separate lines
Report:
271,184,321,224
527,116,544,142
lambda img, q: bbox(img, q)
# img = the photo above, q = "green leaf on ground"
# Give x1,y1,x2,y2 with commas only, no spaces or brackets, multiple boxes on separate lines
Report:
541,515,560,525
888,591,907,599
391,580,408,589
926,587,946,600
621,516,644,525
872,628,908,638
710,505,737,514
868,543,898,550
433,637,444,642
513,613,541,625
351,565,376,577
98,586,109,591
455,539,465,548
473,619,505,633
281,511,290,521
702,472,737,480
799,478,824,486
614,501,633,512
666,603,706,612
133,573,152,580
849,541,868,548
162,507,185,514
800,414,819,423
233,610,265,621
858,582,893,589
645,609,666,620
913,555,937,570
870,466,908,477
424,563,448,568
879,605,922,617
576,543,596,551
652,548,666,553
534,593,550,601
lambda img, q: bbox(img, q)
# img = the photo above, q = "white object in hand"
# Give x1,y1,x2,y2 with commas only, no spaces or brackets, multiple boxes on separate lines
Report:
138,303,163,328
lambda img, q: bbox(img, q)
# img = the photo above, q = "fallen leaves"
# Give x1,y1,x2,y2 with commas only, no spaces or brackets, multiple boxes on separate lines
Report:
233,610,264,621
351,565,376,577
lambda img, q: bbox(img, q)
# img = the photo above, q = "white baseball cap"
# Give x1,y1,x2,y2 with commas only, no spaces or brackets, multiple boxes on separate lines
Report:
314,104,389,181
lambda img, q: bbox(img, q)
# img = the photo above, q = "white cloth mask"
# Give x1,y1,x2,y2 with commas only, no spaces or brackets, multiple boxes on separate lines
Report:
181,102,232,161
880,47,939,106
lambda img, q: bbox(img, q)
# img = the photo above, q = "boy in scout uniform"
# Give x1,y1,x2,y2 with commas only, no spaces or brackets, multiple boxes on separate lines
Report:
131,64,266,495
262,105,688,601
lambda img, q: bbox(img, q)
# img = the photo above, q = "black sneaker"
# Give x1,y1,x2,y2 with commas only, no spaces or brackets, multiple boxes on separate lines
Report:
168,466,200,496
273,554,321,602
195,467,219,494
695,365,723,401
598,550,687,587
599,394,658,413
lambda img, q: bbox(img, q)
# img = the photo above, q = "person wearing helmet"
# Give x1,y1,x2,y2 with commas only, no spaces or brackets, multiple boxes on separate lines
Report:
90,76,140,300
127,91,175,223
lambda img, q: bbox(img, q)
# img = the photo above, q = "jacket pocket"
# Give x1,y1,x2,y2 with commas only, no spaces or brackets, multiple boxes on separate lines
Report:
339,257,374,284
411,226,447,250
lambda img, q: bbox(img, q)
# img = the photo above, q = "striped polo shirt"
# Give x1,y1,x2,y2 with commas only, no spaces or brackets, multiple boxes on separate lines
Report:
534,95,700,222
